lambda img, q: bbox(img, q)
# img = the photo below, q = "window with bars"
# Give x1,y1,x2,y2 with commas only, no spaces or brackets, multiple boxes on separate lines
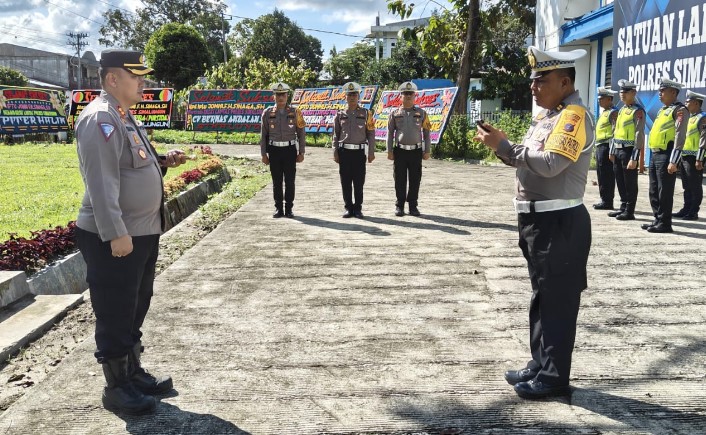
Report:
604,50,613,87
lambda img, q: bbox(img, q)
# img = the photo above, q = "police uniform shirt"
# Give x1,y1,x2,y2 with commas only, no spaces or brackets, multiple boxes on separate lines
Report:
75,91,164,242
386,106,432,153
260,106,306,155
495,90,595,201
333,106,376,155
691,112,706,160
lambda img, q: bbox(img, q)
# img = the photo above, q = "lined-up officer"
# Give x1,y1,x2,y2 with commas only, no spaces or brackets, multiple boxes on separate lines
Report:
75,49,185,414
260,82,306,218
607,79,645,221
475,46,594,400
674,90,706,220
332,82,376,218
593,87,618,210
642,77,689,233
387,81,431,217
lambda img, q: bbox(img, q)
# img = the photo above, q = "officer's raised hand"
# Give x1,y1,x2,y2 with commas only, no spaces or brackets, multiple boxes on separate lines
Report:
296,154,304,163
160,149,188,168
261,155,270,165
667,162,678,174
474,122,508,151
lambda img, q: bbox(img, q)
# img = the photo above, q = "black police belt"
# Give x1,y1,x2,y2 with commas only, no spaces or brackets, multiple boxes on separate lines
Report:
341,143,366,150
396,142,423,150
613,138,635,148
513,198,583,214
270,140,297,147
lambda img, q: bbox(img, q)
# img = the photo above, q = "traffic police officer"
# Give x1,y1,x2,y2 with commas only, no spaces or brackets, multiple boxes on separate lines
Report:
674,90,706,220
593,87,618,210
642,77,689,233
333,82,376,218
260,82,306,218
75,49,185,414
387,81,431,216
475,46,594,400
607,79,645,221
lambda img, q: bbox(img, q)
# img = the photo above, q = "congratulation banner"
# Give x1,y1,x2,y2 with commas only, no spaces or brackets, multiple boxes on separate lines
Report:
373,87,458,144
613,0,706,122
0,86,68,134
69,88,174,129
186,89,274,132
291,85,379,133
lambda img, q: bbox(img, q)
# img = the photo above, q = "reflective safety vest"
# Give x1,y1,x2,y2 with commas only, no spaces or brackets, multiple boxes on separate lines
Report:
648,105,679,150
596,108,615,143
614,105,639,145
684,112,705,152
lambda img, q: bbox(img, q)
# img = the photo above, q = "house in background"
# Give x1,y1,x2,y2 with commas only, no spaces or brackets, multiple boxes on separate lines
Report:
367,17,430,60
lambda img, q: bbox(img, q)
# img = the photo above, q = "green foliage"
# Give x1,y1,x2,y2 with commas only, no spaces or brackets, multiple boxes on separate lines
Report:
228,9,323,73
360,39,442,87
244,58,317,90
324,42,376,85
99,0,230,66
0,67,28,86
145,23,211,91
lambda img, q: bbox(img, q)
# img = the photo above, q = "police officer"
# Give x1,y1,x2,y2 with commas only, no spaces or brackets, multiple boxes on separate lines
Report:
75,49,186,414
387,81,432,216
593,87,618,210
475,46,593,400
260,82,306,218
674,90,706,220
607,79,645,221
642,77,689,233
333,82,376,218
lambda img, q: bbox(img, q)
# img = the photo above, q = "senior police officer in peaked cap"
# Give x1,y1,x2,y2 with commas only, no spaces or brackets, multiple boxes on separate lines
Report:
641,77,689,233
260,82,306,218
673,90,706,220
475,46,594,400
607,79,645,221
75,49,187,414
333,82,376,218
593,87,618,210
387,81,432,216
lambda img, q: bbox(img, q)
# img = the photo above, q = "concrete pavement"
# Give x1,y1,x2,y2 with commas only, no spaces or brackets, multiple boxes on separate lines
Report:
0,145,704,434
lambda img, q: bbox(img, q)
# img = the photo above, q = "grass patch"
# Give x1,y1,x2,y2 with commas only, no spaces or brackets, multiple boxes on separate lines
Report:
152,129,362,148
0,143,211,241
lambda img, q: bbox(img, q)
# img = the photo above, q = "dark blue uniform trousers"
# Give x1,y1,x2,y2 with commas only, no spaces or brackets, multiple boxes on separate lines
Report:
76,228,159,361
268,145,297,211
678,155,703,215
393,147,423,208
613,146,639,207
339,147,367,211
648,150,676,227
595,143,615,204
518,205,591,386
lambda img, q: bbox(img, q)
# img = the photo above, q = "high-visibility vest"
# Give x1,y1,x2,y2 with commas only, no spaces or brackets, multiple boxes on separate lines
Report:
648,105,679,150
684,112,705,152
614,105,640,146
596,108,615,143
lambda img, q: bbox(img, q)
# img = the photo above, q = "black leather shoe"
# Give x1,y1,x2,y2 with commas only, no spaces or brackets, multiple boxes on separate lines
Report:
647,224,673,233
672,208,688,218
607,209,624,217
342,210,353,218
615,212,635,221
504,368,537,385
514,379,570,400
640,223,653,230
593,202,613,210
682,214,698,221
395,206,404,217
409,207,421,216
284,210,294,218
354,210,364,218
272,210,284,218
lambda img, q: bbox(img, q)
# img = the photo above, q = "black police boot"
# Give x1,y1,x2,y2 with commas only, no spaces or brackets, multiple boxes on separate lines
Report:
641,219,658,230
342,207,354,218
409,206,421,217
615,203,635,220
128,342,173,395
593,201,614,210
284,207,294,218
353,208,364,218
273,204,284,218
101,355,156,415
514,379,570,400
682,213,699,220
608,203,626,217
672,208,688,218
395,206,405,217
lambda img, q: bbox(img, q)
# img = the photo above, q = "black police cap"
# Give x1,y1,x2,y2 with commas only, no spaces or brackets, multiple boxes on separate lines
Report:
100,49,154,76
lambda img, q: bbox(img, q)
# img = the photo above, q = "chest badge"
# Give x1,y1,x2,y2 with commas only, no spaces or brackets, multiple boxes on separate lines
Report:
138,148,147,159
133,133,141,144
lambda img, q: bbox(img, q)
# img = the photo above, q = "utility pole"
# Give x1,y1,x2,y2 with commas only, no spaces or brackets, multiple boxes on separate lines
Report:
67,32,89,89
220,12,232,63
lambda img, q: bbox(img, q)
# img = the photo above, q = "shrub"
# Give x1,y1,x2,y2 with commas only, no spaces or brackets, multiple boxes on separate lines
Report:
197,157,224,175
0,222,76,274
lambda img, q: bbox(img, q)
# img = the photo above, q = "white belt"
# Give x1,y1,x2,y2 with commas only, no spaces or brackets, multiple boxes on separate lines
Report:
397,143,422,150
341,143,365,150
613,139,634,149
270,140,296,147
513,198,583,213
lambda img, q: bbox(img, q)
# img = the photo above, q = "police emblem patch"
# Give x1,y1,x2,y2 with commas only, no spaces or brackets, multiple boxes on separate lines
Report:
99,123,115,141
138,148,147,159
564,123,575,132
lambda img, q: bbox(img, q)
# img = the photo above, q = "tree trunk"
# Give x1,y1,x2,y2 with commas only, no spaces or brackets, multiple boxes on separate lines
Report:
454,0,481,115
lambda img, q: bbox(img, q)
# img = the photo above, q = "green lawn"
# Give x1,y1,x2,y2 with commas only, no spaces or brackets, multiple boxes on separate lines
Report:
0,143,201,241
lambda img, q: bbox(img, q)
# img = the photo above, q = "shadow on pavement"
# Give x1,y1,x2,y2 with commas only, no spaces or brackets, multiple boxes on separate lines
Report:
416,213,517,232
292,215,392,236
117,399,251,435
364,215,471,235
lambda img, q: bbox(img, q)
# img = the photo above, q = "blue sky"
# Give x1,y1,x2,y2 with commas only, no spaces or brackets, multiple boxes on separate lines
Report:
0,0,452,60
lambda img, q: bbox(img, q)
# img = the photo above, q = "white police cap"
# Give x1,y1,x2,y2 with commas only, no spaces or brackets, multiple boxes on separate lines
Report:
271,82,291,93
342,82,362,94
658,77,684,90
617,79,638,91
686,90,706,102
527,46,586,79
597,87,618,97
398,81,418,92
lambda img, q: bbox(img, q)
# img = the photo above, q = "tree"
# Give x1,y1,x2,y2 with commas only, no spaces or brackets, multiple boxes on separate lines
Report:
0,67,28,86
323,42,376,85
228,9,323,73
244,58,317,90
99,0,230,66
360,39,442,87
144,23,211,90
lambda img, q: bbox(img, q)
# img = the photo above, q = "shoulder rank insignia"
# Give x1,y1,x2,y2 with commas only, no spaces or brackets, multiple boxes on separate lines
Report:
544,105,587,162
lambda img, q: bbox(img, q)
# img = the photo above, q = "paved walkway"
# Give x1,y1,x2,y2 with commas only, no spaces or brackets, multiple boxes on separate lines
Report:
1,145,705,434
